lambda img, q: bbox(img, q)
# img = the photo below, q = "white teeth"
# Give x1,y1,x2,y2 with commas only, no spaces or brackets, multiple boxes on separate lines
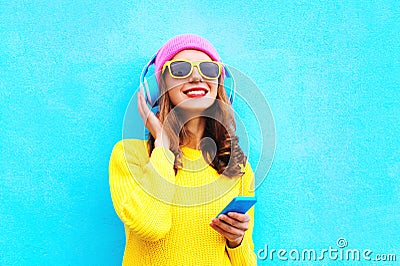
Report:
186,90,206,95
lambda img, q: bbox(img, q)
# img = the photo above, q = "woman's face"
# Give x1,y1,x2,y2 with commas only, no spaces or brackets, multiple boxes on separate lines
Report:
163,50,219,113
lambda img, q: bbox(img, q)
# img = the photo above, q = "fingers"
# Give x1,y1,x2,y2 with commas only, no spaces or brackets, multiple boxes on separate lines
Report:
209,212,250,243
138,92,158,133
137,92,151,124
137,92,169,148
217,213,249,231
209,218,243,242
137,92,153,135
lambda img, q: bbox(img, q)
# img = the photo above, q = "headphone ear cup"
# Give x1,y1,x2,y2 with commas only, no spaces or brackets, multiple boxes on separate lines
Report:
139,54,159,107
223,65,235,104
143,71,160,107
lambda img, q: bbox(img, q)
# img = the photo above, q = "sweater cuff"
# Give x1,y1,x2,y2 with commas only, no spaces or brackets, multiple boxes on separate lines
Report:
226,240,255,265
149,147,175,183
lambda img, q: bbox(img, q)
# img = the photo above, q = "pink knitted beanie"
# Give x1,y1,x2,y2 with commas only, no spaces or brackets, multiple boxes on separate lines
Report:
154,34,221,83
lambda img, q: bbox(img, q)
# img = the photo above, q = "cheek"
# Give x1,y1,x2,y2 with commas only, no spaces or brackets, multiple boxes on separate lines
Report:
208,82,219,96
164,76,183,103
167,87,183,106
164,74,179,90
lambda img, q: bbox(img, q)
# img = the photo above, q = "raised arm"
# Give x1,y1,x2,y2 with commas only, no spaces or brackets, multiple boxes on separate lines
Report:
109,140,176,241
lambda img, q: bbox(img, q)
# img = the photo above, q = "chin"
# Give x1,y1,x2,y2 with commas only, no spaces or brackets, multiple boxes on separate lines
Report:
175,98,216,114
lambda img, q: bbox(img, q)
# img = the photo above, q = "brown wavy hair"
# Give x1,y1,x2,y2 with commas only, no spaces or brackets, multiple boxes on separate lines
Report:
147,73,247,178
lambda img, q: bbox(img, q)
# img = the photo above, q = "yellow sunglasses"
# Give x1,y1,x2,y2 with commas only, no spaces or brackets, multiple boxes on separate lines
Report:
161,59,222,80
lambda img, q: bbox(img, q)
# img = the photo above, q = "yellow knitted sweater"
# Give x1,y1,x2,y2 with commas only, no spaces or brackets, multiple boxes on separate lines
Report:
109,139,257,265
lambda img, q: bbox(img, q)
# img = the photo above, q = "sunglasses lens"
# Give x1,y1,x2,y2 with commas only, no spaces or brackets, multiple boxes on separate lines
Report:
169,61,191,77
200,62,220,79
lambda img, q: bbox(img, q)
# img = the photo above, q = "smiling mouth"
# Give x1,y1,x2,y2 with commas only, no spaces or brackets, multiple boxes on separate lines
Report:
183,88,208,97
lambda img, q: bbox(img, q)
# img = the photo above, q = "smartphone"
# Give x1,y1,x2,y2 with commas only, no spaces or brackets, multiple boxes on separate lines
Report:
217,196,257,217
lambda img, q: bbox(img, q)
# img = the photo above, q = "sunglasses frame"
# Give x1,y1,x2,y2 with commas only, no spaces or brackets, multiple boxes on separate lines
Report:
161,59,223,80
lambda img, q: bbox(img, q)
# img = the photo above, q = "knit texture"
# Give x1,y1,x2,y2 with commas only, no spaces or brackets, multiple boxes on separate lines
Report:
154,34,221,83
109,139,257,265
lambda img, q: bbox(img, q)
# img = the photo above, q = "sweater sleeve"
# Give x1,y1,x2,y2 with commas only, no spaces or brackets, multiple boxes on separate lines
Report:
226,162,257,265
109,140,176,241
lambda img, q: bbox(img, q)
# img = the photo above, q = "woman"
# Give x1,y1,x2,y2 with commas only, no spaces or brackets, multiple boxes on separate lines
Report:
109,34,256,265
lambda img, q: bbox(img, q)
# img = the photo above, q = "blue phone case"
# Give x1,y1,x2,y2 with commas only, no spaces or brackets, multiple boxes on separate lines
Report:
217,196,257,217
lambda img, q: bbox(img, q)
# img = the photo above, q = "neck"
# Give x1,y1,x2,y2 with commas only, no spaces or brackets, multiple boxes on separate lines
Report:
183,117,206,149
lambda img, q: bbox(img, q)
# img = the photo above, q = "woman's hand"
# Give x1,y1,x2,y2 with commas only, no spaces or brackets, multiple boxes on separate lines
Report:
137,92,170,148
209,212,250,248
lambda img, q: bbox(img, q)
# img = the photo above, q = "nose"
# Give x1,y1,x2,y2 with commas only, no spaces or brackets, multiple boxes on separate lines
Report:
189,66,203,82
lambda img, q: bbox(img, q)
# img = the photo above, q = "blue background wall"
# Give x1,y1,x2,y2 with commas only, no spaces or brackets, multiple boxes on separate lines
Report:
1,0,399,265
